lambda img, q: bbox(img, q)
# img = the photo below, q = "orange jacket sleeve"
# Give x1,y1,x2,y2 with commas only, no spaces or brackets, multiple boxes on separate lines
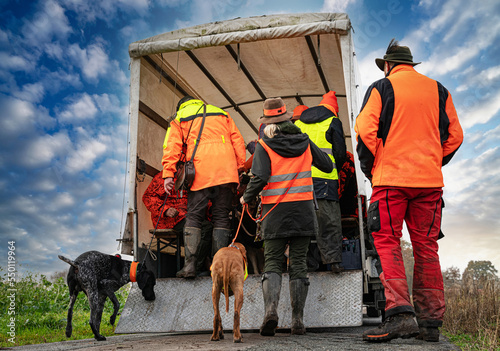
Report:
161,119,183,178
354,85,382,179
442,93,463,165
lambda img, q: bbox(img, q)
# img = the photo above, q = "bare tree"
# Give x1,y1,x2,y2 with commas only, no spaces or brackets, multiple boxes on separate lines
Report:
442,266,461,288
401,240,414,293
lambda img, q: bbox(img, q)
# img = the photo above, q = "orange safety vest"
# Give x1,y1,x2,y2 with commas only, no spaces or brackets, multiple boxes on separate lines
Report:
259,139,314,205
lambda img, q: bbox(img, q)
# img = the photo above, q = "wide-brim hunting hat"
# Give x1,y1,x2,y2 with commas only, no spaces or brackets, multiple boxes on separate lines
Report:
257,97,293,124
375,39,421,71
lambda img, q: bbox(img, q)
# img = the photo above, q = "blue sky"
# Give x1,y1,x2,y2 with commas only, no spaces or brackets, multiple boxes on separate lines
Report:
1,0,499,277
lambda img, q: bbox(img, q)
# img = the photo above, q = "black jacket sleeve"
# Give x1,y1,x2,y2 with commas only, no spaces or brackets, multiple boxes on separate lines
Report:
243,143,270,203
310,140,334,173
326,118,347,168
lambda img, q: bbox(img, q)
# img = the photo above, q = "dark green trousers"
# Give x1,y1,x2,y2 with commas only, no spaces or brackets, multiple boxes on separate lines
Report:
263,237,311,280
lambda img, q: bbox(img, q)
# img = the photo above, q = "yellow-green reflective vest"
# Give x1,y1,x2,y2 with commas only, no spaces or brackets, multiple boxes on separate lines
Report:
163,100,227,148
295,117,338,180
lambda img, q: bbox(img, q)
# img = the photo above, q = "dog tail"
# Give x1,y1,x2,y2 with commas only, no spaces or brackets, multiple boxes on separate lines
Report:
58,255,78,269
224,261,230,313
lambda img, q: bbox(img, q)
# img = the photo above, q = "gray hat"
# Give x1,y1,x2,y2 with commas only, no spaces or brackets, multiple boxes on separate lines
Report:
375,39,421,71
257,97,293,124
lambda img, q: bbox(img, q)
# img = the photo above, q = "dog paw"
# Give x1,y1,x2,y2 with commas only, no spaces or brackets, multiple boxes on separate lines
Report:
233,337,242,343
110,316,116,325
65,328,72,338
210,336,220,341
219,330,224,340
96,335,106,341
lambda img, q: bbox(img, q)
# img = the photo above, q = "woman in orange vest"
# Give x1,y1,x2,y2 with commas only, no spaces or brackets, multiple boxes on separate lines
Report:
241,97,333,337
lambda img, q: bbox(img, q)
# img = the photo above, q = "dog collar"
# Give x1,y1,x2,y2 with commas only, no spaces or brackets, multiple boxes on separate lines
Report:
130,261,139,282
229,244,248,281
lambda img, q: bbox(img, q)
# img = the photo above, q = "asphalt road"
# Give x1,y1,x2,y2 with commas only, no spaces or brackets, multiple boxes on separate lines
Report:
8,319,460,351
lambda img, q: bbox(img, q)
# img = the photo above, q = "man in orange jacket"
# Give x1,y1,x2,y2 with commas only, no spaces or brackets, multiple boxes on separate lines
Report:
163,96,246,278
355,39,463,342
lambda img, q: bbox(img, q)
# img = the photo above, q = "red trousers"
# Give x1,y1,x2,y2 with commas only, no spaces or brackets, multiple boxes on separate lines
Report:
369,186,445,327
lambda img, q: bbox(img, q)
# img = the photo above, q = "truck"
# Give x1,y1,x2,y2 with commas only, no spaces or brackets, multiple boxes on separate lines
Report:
115,12,384,334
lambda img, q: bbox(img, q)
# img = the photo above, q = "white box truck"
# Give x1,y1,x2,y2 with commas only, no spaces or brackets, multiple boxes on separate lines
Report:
116,13,384,334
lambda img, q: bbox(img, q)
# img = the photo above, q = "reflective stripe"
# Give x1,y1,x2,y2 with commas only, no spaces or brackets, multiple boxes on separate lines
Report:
262,184,314,197
268,171,311,183
320,147,332,155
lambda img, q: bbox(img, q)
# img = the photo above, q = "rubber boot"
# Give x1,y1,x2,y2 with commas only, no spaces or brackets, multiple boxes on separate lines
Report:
212,227,232,257
260,272,282,336
363,312,419,342
290,278,309,335
176,227,201,279
196,222,212,276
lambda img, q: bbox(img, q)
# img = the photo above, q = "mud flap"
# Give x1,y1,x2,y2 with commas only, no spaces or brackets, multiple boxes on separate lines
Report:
115,271,363,333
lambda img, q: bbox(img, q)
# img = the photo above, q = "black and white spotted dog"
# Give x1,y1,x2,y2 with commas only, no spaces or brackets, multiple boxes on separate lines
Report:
58,251,156,341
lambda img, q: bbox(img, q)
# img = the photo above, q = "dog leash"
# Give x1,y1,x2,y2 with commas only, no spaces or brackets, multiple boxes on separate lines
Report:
243,171,300,226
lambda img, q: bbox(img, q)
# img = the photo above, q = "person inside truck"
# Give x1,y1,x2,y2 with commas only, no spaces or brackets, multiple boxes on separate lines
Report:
295,91,347,274
142,172,213,277
163,96,246,279
241,97,333,336
355,39,463,343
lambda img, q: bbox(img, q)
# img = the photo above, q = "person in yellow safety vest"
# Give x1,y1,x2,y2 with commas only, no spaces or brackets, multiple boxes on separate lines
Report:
295,91,347,273
241,97,333,337
163,96,246,279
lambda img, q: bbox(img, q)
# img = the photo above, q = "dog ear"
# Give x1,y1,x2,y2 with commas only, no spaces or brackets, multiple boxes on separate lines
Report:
136,270,147,290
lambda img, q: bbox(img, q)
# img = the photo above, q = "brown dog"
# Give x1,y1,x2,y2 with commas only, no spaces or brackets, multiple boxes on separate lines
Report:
210,242,247,343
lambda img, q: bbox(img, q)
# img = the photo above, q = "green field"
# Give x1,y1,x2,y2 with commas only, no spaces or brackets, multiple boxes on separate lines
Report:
0,269,129,347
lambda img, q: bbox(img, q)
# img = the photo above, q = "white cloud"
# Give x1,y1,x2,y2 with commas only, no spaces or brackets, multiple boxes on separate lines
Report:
63,0,150,24
21,0,72,46
322,0,357,12
22,132,72,167
457,90,500,129
93,93,124,115
67,41,111,81
0,52,32,71
357,48,385,92
408,0,500,77
12,83,45,103
0,96,37,135
157,0,184,6
50,192,76,211
58,93,99,121
65,137,108,174
456,65,500,92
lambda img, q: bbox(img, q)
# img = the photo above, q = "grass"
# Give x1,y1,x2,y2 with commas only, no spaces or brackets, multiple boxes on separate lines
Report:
0,269,130,347
442,276,500,350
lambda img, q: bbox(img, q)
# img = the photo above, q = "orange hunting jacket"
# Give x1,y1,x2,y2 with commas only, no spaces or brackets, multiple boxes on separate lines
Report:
258,139,314,205
162,99,246,191
355,65,463,187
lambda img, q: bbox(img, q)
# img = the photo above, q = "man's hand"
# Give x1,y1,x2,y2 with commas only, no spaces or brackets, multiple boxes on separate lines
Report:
240,196,246,206
164,177,174,195
165,208,179,218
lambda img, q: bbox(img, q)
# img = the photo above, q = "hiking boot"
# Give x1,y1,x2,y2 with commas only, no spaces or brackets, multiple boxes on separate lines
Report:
363,313,419,342
260,272,281,336
416,326,440,342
